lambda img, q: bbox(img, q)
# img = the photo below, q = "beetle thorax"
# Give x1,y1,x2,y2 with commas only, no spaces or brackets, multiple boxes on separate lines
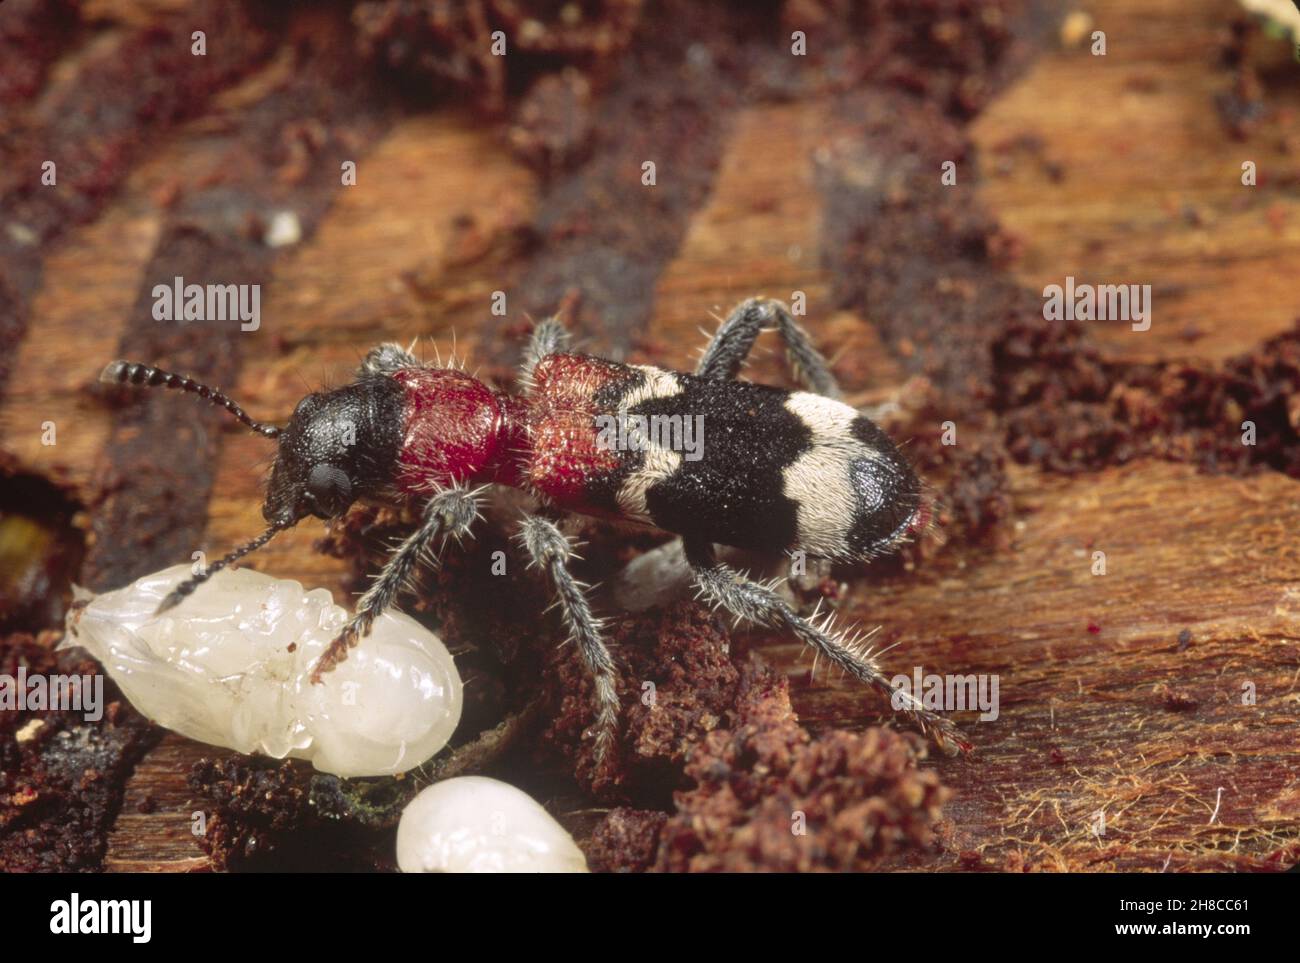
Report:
263,379,405,524
391,367,509,493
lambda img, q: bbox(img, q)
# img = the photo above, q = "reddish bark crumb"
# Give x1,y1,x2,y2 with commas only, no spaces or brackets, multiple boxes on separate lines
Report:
959,850,986,869
583,807,667,873
1154,684,1199,712
780,0,1019,119
651,659,950,872
542,603,742,803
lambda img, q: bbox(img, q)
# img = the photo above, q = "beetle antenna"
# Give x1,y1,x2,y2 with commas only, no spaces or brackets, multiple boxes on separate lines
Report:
100,361,281,439
155,520,290,615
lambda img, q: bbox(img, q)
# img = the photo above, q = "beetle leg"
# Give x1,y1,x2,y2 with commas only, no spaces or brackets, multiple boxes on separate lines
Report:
517,513,620,764
310,483,482,683
519,316,569,395
696,297,840,398
683,537,969,755
358,341,421,378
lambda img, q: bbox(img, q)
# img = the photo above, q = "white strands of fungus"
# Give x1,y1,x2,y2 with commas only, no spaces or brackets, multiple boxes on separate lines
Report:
62,564,461,778
396,776,588,873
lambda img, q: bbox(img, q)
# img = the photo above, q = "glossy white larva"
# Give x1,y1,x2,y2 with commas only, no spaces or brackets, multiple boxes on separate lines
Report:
62,564,462,778
396,776,588,873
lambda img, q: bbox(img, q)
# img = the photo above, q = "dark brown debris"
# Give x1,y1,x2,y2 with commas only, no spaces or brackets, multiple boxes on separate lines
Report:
352,0,644,114
995,314,1300,479
188,757,399,872
0,631,158,872
0,0,82,108
507,68,596,175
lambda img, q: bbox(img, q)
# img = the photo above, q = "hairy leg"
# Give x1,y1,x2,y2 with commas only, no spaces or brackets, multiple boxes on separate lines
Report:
359,341,421,378
684,537,968,754
696,297,840,398
519,317,569,394
517,513,620,762
310,484,482,683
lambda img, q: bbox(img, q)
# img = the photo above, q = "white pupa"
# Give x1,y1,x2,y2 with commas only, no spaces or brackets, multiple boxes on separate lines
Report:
62,564,462,778
396,776,588,873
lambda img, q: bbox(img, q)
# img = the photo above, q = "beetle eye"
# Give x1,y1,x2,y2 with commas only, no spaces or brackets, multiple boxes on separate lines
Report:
306,463,352,515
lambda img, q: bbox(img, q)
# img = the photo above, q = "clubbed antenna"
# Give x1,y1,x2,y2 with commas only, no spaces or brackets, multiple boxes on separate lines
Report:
155,521,288,615
100,361,281,439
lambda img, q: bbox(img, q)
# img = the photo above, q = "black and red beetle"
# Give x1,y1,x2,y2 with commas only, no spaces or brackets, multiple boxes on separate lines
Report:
102,298,966,758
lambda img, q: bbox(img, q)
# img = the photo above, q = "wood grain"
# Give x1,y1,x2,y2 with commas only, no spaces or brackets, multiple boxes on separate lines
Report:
971,0,1300,363
2,0,1297,872
774,460,1300,870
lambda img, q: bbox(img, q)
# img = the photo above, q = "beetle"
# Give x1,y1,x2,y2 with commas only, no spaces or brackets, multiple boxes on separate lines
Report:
101,298,967,759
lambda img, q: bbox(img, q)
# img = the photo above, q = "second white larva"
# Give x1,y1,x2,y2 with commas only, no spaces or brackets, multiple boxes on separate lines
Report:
396,776,589,873
62,564,462,778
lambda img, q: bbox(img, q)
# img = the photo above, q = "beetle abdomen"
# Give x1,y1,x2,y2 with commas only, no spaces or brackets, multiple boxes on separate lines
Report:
627,372,921,559
777,392,924,560
519,355,922,560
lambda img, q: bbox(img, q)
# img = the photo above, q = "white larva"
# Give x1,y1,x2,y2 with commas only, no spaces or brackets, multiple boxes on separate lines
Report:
396,776,588,873
61,564,462,778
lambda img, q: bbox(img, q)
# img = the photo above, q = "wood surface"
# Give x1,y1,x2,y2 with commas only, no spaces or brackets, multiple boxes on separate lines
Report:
1,0,1297,871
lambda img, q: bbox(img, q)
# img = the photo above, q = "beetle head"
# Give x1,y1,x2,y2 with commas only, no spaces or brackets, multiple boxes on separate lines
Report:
99,360,406,614
263,380,405,526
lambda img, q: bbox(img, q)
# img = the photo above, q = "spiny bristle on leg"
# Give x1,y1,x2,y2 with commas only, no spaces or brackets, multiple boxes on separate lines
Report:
685,539,970,756
517,513,621,767
310,484,482,684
